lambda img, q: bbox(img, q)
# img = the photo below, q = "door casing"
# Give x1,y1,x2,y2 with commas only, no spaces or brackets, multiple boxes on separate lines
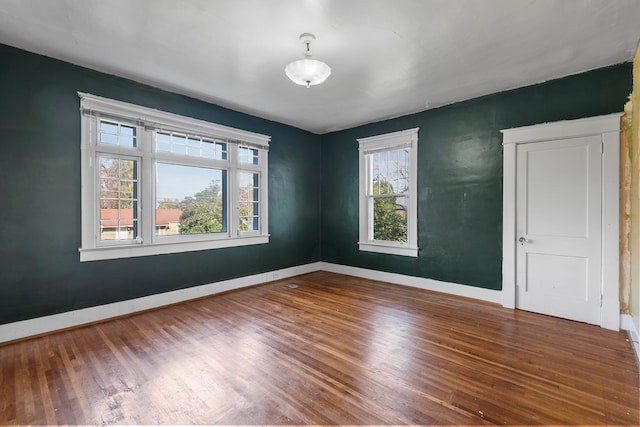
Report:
501,113,622,330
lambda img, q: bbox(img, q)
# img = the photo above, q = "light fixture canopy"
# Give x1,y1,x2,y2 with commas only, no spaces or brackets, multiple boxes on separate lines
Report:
285,33,331,88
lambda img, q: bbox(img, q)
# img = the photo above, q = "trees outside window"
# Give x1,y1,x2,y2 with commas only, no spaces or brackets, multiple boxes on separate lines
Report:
177,180,225,234
358,128,419,257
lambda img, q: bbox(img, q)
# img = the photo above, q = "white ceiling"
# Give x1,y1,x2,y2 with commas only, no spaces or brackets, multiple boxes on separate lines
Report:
0,0,639,134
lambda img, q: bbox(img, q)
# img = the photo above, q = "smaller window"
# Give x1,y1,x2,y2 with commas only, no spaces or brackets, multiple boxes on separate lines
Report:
238,171,260,232
100,120,137,148
371,148,409,242
239,146,259,165
99,156,139,243
358,128,419,257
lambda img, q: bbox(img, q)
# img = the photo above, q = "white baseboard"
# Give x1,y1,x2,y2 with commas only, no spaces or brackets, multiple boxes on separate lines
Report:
5,260,632,346
0,262,322,344
0,262,501,344
620,314,640,364
319,262,503,304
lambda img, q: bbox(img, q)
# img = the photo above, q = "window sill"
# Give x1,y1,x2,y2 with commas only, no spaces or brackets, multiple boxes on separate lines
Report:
358,242,418,257
80,235,269,262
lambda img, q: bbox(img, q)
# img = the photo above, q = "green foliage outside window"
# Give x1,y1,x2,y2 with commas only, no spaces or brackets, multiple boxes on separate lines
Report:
156,181,225,234
179,182,224,233
372,179,407,242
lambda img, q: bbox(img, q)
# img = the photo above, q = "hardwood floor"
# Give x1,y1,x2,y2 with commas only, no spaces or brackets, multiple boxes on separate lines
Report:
0,271,638,425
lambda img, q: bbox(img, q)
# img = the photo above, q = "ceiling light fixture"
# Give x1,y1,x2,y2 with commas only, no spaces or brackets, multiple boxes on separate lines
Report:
285,33,331,88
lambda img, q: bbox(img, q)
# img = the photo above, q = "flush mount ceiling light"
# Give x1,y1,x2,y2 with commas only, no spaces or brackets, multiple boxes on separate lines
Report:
285,33,331,88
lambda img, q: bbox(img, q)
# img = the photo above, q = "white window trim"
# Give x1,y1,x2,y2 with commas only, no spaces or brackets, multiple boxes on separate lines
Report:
79,93,270,262
358,128,419,257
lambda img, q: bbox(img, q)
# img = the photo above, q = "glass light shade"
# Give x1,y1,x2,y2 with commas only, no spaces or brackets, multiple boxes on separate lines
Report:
285,58,331,88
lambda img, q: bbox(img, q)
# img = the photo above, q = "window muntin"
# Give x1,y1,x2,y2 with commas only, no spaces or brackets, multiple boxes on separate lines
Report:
99,156,139,242
100,120,137,148
80,93,270,261
238,171,259,232
239,146,259,165
358,128,418,257
156,131,227,160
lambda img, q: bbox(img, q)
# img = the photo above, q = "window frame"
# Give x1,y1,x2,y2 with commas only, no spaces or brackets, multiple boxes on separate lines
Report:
79,93,270,262
357,128,419,257
96,152,141,246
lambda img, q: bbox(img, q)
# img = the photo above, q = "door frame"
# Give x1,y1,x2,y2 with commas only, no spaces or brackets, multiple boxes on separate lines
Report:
501,113,622,330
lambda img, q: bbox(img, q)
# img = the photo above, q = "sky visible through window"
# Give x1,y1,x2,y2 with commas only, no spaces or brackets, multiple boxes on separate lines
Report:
156,163,222,204
372,149,409,195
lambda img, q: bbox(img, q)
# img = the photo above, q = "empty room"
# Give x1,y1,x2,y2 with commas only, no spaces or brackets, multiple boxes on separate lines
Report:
1,0,640,425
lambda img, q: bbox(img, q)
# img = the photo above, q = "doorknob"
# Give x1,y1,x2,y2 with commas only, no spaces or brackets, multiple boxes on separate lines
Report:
518,236,529,245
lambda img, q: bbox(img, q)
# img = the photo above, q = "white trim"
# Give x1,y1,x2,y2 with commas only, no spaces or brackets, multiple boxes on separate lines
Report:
357,242,419,257
319,262,502,304
0,262,322,344
78,92,271,147
620,314,640,364
79,235,269,262
501,113,622,330
601,127,621,330
358,127,420,151
501,114,622,145
501,142,517,309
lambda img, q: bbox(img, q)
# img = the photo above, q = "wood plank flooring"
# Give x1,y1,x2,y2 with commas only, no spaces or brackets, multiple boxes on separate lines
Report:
0,271,638,425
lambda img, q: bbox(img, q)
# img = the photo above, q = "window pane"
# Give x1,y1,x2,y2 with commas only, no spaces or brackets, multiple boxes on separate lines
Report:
99,156,138,241
172,134,187,154
239,172,259,231
239,146,259,165
99,121,137,148
371,148,409,195
156,131,227,160
187,145,200,157
373,196,407,242
155,163,227,236
100,122,118,134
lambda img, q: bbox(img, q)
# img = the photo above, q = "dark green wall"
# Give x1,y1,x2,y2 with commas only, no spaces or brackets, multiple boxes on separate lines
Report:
0,44,321,324
320,63,633,290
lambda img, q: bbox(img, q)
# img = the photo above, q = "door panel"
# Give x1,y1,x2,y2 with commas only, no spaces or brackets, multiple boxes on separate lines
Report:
526,253,587,300
516,135,602,325
525,145,589,238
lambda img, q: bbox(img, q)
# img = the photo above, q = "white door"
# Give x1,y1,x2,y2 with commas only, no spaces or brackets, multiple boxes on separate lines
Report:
515,135,602,325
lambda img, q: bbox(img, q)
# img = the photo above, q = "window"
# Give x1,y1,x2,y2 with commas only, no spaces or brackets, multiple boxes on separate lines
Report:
358,128,418,257
79,93,270,261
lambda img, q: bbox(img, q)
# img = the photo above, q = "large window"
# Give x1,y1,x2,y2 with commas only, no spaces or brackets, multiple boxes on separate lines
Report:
79,93,270,261
358,128,418,257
